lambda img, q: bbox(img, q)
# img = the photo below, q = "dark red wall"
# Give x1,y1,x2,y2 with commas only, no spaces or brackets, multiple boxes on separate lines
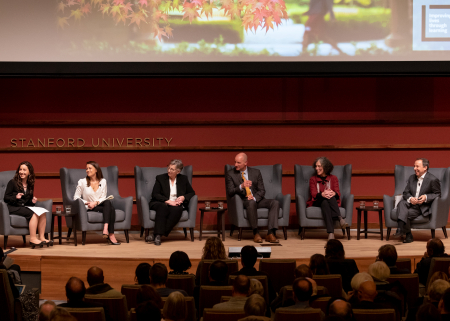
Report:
1,77,450,227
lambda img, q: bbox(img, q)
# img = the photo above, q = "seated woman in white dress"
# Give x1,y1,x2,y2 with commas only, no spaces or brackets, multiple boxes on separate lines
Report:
73,161,120,245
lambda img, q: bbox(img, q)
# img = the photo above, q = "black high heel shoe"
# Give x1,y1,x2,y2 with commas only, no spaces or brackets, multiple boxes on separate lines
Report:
43,240,54,247
102,234,108,239
30,241,43,249
107,236,121,245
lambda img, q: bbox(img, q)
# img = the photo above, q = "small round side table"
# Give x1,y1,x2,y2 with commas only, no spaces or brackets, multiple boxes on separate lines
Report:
51,212,78,246
356,206,384,240
199,207,227,241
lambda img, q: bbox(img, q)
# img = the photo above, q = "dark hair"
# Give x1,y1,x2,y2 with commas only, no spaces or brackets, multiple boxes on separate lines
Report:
416,158,430,171
135,301,162,321
241,246,258,268
293,277,313,302
14,161,36,193
309,254,330,275
169,251,192,273
295,264,313,279
135,263,151,285
209,260,228,282
65,277,86,302
416,303,440,321
428,238,445,256
377,245,397,267
85,161,103,187
313,157,334,176
325,239,345,260
136,284,163,307
150,263,168,285
233,275,250,295
442,288,450,313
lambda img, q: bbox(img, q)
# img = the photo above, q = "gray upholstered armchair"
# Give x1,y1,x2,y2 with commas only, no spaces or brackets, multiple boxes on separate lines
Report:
134,166,198,242
384,165,450,240
224,164,291,241
295,164,354,240
60,166,133,245
0,170,53,248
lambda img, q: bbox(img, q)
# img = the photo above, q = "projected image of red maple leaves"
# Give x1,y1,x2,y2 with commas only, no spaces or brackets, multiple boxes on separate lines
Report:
57,0,288,41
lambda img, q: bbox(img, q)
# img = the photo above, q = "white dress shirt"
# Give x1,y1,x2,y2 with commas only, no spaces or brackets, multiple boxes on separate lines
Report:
74,178,107,208
169,178,177,201
239,167,255,200
408,172,427,203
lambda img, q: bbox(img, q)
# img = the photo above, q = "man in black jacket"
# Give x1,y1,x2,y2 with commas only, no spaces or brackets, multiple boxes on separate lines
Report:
415,238,449,285
377,244,410,274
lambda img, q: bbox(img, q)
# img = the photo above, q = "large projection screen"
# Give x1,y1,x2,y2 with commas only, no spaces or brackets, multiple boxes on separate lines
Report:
1,0,450,76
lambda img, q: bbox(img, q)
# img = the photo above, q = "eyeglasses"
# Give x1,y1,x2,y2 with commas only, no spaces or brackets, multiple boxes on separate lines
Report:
167,167,177,172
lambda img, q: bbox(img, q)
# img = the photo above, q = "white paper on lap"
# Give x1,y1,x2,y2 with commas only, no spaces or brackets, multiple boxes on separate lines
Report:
26,206,49,216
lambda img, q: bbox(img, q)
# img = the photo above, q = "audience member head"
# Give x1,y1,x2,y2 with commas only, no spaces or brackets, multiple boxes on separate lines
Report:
39,301,57,321
439,287,450,314
233,275,251,297
249,279,264,296
416,303,440,321
87,266,104,286
136,284,163,307
244,294,266,316
48,307,77,321
202,237,227,260
428,272,449,292
327,298,353,321
295,264,313,279
427,238,445,257
350,272,374,292
163,291,187,321
309,254,330,275
313,157,334,176
357,281,377,302
241,245,258,268
136,301,162,321
377,244,398,267
135,263,151,285
429,279,450,303
368,261,390,282
292,277,313,302
65,277,86,302
325,240,345,260
209,260,228,283
169,251,192,274
150,263,168,286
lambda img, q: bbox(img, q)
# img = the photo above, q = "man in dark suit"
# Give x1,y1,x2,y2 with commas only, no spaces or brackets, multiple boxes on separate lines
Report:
377,244,410,274
225,153,279,243
393,158,441,243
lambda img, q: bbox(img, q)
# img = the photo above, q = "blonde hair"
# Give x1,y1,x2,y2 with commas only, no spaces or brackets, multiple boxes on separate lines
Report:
350,272,374,291
202,237,227,260
368,261,390,282
163,292,187,321
249,279,264,296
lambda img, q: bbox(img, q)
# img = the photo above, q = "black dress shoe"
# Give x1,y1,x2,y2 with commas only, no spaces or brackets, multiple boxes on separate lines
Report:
392,228,405,238
154,235,161,246
145,234,155,242
403,233,414,243
107,237,121,245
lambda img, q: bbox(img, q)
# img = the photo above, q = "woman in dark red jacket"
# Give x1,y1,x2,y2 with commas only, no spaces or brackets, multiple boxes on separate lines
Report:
307,157,348,240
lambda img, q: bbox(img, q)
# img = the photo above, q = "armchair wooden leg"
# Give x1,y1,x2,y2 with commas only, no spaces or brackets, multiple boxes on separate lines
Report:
386,228,391,241
67,228,72,241
301,228,306,240
82,231,86,245
431,229,436,239
298,227,302,236
230,225,235,237
124,230,129,243
346,227,351,240
4,236,8,249
342,229,346,236
443,227,448,239
189,228,194,242
22,235,26,244
140,226,144,238
144,229,149,242
183,228,187,238
238,228,243,241
282,227,287,240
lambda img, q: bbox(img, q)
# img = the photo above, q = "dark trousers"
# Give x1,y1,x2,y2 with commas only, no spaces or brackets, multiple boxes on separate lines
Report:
397,200,422,233
313,197,340,233
150,202,184,236
92,200,116,234
243,198,279,232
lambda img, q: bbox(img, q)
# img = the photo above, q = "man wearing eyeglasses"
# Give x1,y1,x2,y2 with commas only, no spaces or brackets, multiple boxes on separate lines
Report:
225,153,280,243
393,158,441,243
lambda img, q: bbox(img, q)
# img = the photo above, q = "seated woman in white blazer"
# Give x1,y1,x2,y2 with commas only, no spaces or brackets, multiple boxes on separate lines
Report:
73,161,120,245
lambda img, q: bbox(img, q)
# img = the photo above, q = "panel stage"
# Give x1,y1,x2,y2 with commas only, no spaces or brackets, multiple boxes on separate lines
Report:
5,228,447,300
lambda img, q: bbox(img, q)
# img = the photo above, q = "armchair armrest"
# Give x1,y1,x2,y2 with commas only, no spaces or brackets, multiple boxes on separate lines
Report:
227,195,244,226
137,195,149,226
36,200,53,234
430,196,448,229
340,194,354,224
295,194,307,226
275,193,291,226
112,195,133,229
383,195,396,226
186,195,198,228
0,201,10,235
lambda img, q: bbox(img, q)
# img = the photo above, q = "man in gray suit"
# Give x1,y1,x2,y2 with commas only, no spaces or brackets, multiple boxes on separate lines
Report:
225,153,280,243
393,158,441,243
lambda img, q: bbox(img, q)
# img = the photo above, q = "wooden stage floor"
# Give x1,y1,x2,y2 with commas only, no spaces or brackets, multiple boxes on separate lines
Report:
5,228,449,300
